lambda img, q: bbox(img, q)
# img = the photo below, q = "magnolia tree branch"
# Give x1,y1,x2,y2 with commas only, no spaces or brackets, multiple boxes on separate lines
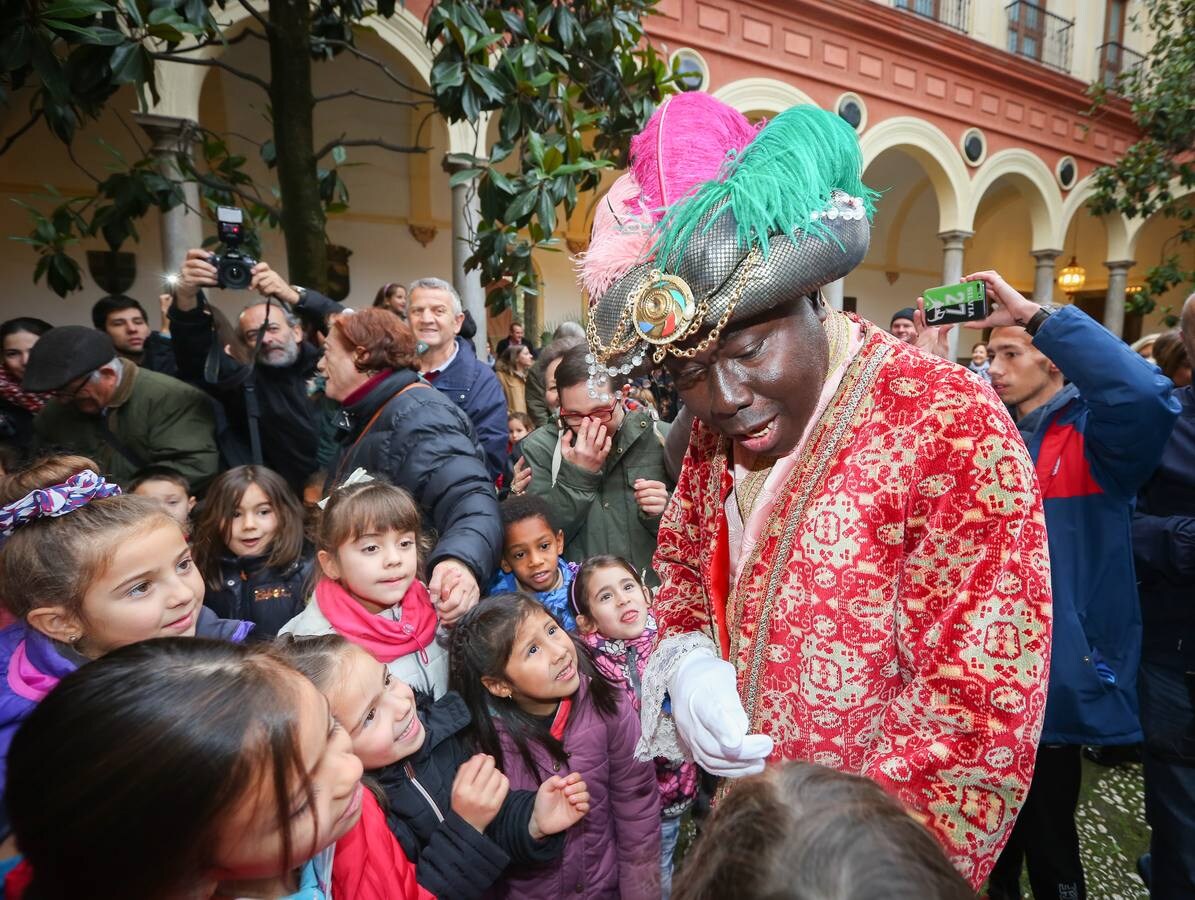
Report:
313,88,429,107
233,0,272,34
150,53,271,92
166,28,267,54
190,171,282,219
0,110,43,157
315,37,434,97
314,135,429,160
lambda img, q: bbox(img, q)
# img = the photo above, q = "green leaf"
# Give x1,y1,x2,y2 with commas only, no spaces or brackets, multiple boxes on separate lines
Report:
526,130,545,166
448,167,482,187
43,0,113,18
331,144,347,165
536,189,556,237
43,21,127,45
109,43,149,85
147,22,184,42
504,188,537,224
122,0,143,27
432,60,464,89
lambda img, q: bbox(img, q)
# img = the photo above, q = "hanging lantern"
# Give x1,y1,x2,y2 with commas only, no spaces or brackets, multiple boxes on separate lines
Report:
1057,255,1087,294
1126,283,1143,295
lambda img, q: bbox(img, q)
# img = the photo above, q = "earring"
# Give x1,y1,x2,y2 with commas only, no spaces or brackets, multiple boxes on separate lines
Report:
67,632,82,644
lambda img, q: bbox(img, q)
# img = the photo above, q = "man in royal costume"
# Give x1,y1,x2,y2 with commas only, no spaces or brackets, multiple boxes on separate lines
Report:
576,94,1053,887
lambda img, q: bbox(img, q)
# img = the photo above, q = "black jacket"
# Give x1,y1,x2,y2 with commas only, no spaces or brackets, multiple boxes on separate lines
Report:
169,291,342,490
327,368,501,584
202,551,313,640
138,331,179,378
375,693,563,900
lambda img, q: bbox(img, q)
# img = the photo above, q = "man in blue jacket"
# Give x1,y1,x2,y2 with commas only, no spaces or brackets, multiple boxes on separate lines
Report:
409,277,509,482
969,270,1179,900
1132,292,1195,899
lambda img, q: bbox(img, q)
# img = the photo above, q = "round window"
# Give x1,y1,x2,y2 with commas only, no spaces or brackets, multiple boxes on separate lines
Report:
1056,156,1077,190
670,49,708,93
960,128,986,167
836,93,867,132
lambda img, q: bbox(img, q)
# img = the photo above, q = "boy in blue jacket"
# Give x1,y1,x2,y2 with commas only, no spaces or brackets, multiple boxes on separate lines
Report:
967,270,1179,900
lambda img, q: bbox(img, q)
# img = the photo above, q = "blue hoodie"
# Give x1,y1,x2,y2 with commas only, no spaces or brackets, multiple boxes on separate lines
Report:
1014,306,1178,745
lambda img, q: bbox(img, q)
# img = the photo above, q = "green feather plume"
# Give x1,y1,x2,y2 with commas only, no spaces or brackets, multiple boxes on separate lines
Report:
650,105,879,268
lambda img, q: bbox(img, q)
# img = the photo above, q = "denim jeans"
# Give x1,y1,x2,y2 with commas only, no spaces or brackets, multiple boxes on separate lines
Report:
1139,660,1195,899
660,814,682,900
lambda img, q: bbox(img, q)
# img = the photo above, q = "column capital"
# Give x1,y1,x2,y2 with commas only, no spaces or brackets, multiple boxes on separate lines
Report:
442,154,480,176
132,112,198,153
937,229,973,246
1104,259,1135,271
1030,248,1063,262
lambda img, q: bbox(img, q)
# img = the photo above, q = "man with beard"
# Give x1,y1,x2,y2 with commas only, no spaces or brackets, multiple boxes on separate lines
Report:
171,248,344,490
577,93,1052,888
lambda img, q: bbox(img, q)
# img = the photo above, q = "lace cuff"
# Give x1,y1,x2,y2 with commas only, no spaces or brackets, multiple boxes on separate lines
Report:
635,631,719,763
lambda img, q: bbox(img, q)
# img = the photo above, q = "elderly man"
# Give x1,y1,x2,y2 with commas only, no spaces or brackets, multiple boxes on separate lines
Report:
172,248,343,490
409,277,508,481
25,326,217,489
578,93,1052,888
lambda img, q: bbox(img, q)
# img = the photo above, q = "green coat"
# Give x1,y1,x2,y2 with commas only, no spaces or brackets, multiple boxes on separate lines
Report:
521,408,672,583
34,361,219,490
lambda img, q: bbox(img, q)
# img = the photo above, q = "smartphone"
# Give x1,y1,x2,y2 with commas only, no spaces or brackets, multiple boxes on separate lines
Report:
922,281,989,325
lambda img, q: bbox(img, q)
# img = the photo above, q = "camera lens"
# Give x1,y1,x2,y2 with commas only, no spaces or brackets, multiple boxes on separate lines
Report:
221,259,252,290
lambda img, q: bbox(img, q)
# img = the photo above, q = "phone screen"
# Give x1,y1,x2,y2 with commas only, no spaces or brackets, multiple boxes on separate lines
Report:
923,281,989,325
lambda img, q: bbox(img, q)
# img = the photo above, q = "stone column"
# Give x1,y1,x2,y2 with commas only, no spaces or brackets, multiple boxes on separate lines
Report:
1104,259,1134,338
133,112,202,277
822,277,844,311
939,229,972,362
1030,249,1062,306
443,159,487,357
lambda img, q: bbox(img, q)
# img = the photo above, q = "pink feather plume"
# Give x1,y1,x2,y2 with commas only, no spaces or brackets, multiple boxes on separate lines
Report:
574,171,655,302
629,93,761,215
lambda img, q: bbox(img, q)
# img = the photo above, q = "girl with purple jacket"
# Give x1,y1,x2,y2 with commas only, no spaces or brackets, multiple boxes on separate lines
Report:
451,592,660,900
572,556,698,899
0,455,251,855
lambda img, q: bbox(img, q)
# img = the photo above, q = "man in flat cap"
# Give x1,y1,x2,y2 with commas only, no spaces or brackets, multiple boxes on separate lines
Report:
24,326,218,490
578,94,1052,888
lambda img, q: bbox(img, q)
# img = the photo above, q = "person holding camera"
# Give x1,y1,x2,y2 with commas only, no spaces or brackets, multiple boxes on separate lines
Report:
969,270,1180,900
170,246,344,492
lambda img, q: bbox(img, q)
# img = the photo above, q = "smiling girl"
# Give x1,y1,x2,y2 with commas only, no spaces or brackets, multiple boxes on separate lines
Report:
280,477,448,696
193,465,312,639
277,633,589,899
0,455,251,857
571,556,698,898
451,593,660,899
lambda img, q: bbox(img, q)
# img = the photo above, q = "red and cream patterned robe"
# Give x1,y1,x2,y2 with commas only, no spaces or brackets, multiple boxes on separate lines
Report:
651,322,1052,886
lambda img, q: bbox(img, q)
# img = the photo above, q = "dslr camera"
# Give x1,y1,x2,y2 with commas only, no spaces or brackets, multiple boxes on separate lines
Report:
210,206,258,290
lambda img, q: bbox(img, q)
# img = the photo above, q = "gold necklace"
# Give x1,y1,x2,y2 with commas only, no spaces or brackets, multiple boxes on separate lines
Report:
735,457,775,523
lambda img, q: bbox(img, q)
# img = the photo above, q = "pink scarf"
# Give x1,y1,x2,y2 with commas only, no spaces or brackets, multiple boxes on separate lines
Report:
314,576,437,663
0,368,48,414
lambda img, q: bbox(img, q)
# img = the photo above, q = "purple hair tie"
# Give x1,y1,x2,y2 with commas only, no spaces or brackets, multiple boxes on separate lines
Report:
0,469,122,544
568,574,582,618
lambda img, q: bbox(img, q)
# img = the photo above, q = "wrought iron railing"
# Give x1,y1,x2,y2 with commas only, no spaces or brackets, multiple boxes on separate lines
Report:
892,0,971,33
1005,1,1074,73
1097,41,1146,88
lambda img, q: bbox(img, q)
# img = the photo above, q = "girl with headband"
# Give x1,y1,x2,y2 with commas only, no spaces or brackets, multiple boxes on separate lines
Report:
0,455,252,859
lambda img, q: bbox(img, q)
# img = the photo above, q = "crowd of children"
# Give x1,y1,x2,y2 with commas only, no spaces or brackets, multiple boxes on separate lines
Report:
0,456,978,900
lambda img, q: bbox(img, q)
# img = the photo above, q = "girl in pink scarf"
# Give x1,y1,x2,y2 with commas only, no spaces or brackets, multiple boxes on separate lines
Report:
573,555,698,899
280,476,448,697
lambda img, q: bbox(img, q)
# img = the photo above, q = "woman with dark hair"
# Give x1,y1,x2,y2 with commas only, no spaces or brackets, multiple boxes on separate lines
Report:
5,637,429,900
0,317,53,454
318,308,501,626
373,282,407,319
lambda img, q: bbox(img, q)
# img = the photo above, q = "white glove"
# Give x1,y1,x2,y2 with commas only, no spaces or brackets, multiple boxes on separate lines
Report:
669,649,773,777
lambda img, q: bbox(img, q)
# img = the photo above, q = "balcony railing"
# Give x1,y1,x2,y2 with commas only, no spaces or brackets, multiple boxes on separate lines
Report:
1005,1,1074,73
892,0,971,33
1098,41,1146,88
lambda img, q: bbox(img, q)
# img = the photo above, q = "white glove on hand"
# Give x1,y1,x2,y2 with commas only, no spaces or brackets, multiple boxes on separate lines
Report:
669,650,773,777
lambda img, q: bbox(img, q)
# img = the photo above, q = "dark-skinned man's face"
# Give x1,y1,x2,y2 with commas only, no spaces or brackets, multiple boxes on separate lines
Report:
664,296,829,459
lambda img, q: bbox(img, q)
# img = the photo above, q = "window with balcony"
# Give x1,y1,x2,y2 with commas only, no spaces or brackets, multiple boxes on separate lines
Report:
1098,0,1145,87
1005,1,1074,73
892,0,971,33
